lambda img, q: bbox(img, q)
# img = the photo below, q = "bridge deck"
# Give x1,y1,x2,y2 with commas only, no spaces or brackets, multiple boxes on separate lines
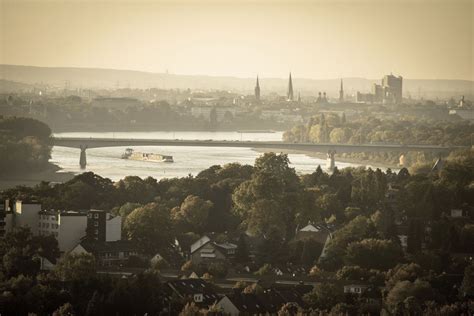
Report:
52,137,464,153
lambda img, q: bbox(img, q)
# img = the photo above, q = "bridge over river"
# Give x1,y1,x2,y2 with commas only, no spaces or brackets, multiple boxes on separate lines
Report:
52,137,467,170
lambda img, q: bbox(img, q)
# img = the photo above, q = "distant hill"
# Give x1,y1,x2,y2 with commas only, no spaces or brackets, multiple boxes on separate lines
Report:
1,64,473,99
0,79,36,93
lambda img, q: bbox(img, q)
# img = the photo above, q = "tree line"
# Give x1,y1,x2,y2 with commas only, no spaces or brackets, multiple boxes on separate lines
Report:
283,114,474,166
0,116,52,174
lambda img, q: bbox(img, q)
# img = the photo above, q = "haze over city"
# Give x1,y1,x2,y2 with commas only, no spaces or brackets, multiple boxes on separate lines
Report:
1,0,473,80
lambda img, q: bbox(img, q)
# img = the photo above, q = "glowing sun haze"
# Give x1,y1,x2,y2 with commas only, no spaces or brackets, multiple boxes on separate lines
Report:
1,0,473,80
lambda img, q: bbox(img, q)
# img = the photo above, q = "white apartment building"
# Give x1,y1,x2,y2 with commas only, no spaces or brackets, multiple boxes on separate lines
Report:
38,210,88,252
10,201,42,235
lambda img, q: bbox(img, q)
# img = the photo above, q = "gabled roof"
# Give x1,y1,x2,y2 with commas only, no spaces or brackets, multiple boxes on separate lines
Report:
256,288,286,313
166,279,220,306
224,293,267,314
213,242,237,251
190,236,211,254
299,224,321,232
272,284,313,308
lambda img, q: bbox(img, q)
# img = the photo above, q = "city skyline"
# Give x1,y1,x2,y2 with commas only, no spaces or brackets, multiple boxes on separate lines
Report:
1,0,472,81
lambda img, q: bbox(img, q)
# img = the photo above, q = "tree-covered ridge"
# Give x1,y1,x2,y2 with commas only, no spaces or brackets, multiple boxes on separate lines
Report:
283,114,474,166
0,116,52,173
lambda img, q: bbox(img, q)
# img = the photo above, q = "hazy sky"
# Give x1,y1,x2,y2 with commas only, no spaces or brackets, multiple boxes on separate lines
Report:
1,0,473,80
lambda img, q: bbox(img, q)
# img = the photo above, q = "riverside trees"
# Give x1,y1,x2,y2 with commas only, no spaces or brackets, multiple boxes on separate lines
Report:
0,116,52,174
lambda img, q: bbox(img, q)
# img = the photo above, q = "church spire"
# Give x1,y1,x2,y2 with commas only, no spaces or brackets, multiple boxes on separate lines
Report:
254,75,261,101
287,72,294,101
339,79,344,103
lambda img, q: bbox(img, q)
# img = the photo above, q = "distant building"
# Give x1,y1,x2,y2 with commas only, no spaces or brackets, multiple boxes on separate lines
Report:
190,105,236,122
92,97,140,108
164,279,220,310
260,109,303,123
343,284,369,294
254,76,261,101
190,235,237,264
287,72,294,101
339,79,344,103
70,240,140,267
382,74,403,104
216,284,313,315
295,223,331,244
316,92,328,104
217,294,267,316
12,200,42,235
357,74,403,104
449,97,474,121
86,209,121,242
0,199,10,237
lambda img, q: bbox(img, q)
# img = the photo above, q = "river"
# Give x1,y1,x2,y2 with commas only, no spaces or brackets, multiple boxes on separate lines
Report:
51,131,373,181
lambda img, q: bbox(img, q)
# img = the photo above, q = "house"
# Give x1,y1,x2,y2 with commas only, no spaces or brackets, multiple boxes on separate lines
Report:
0,199,13,237
343,284,369,295
70,240,140,267
272,284,313,309
190,236,237,264
216,284,313,316
449,209,470,219
216,293,267,316
398,235,408,250
39,255,57,271
165,279,220,309
295,223,330,244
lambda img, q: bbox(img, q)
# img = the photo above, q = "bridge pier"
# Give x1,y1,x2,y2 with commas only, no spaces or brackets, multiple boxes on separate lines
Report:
327,150,336,172
79,145,87,169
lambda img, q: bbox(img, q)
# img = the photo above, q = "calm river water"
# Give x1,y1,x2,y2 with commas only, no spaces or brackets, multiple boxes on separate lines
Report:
51,131,367,181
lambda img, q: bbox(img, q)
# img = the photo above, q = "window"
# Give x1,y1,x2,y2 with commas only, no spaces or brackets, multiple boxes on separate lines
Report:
94,214,99,219
94,221,99,227
94,229,99,234
87,214,92,218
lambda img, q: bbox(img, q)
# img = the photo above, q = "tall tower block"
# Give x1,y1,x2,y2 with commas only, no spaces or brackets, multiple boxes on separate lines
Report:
287,72,294,101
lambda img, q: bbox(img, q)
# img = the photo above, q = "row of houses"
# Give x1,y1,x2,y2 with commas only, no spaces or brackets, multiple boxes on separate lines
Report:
0,199,143,268
161,276,376,315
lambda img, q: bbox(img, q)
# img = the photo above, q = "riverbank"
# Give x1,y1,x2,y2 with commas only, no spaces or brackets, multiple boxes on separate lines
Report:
0,163,75,190
253,148,400,170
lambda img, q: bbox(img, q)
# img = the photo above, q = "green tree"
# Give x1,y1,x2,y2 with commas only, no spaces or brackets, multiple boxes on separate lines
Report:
124,202,173,254
172,195,213,233
303,283,344,310
385,279,435,313
345,238,403,270
53,303,76,316
53,253,96,283
460,263,474,298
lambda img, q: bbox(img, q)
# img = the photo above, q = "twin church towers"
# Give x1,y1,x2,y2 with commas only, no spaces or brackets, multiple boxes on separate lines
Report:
254,73,345,103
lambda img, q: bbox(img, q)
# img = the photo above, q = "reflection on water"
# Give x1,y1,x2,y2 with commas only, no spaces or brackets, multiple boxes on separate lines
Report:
51,131,368,181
